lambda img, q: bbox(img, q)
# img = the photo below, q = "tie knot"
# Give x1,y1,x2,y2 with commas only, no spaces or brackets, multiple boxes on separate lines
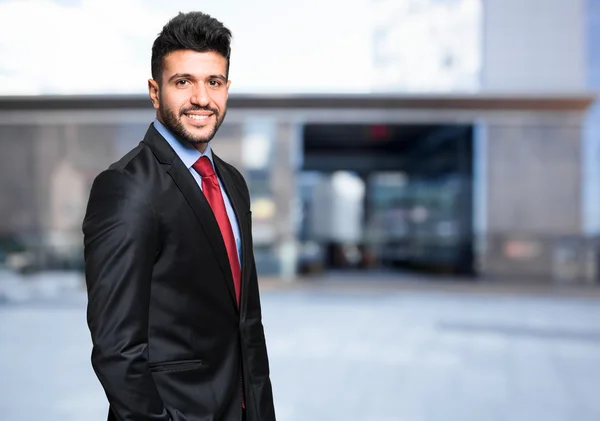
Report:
193,156,215,177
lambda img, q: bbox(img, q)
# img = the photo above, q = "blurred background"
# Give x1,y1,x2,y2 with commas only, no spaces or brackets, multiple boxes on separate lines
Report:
1,0,600,420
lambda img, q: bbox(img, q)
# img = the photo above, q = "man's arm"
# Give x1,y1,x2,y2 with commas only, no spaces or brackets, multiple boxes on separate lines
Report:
83,169,176,421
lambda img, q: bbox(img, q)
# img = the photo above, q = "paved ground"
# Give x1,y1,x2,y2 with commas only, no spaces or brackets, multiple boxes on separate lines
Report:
1,271,600,421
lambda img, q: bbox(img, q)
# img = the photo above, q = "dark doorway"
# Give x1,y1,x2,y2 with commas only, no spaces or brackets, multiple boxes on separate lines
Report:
298,123,474,276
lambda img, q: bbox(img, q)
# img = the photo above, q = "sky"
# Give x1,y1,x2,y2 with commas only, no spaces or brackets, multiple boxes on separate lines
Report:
0,0,373,95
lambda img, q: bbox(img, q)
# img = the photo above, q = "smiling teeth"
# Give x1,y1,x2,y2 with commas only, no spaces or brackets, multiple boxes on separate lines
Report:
186,114,210,120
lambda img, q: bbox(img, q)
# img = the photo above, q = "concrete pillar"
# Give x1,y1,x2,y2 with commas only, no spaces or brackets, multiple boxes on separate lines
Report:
271,122,298,281
482,114,586,280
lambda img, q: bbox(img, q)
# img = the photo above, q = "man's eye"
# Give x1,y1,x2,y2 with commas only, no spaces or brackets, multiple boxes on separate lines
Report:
209,80,222,87
176,80,189,86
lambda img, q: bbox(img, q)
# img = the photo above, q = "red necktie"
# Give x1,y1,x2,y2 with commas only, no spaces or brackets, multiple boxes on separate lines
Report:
193,156,241,306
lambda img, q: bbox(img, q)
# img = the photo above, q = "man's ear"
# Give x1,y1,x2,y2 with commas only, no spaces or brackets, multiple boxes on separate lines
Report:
148,79,160,110
226,79,232,99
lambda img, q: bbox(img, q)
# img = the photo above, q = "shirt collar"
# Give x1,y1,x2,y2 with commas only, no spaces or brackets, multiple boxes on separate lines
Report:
153,118,214,169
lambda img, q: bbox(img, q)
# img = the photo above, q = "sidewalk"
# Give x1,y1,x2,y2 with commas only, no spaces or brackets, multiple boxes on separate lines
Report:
2,269,600,421
2,268,599,305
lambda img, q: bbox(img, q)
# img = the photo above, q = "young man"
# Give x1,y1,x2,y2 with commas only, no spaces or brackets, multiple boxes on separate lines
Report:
83,12,276,421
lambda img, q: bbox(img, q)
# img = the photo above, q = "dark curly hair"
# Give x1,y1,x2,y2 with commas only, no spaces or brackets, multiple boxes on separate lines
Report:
151,11,232,83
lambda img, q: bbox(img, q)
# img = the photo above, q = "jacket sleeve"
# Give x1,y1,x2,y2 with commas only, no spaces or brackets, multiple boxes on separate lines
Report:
82,169,182,421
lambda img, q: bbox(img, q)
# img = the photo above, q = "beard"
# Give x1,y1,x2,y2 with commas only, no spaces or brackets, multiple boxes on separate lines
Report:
159,103,227,147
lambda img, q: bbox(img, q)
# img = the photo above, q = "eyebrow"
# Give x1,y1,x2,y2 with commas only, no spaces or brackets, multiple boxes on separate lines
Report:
168,73,193,83
209,74,228,82
168,73,228,83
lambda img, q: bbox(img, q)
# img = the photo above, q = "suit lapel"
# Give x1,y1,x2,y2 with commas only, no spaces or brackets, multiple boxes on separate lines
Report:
142,125,238,309
213,155,252,302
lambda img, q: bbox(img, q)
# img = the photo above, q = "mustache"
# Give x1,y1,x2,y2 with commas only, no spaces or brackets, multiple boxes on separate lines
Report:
180,106,218,116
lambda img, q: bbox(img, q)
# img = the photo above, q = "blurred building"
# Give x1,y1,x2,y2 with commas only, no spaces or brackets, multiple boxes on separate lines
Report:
0,93,594,282
0,0,598,283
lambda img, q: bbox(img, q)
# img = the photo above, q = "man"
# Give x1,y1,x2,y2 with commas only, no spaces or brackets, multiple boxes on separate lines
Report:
82,11,276,421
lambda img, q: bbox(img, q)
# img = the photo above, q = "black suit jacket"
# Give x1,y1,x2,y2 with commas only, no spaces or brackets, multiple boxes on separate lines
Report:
82,124,276,421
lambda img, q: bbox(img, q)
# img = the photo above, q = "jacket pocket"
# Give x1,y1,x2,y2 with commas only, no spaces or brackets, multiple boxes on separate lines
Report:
148,359,204,373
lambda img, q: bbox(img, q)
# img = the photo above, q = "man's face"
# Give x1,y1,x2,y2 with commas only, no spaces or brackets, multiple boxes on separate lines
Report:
148,50,231,152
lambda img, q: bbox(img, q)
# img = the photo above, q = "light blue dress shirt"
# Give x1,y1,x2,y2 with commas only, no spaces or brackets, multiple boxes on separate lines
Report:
153,119,242,266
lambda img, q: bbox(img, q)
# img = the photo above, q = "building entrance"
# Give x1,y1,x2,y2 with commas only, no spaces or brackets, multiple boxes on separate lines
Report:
298,123,475,276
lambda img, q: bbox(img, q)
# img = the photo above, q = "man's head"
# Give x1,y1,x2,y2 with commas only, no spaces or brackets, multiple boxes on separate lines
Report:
148,12,232,152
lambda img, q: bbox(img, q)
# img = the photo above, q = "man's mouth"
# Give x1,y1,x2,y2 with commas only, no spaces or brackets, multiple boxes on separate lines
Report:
185,113,213,121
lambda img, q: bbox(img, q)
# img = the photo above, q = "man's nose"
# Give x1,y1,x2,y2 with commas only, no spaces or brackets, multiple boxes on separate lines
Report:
190,84,210,107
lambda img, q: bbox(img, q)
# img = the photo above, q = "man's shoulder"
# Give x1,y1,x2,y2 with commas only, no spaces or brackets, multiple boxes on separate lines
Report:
108,142,151,173
91,142,156,195
83,143,157,230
